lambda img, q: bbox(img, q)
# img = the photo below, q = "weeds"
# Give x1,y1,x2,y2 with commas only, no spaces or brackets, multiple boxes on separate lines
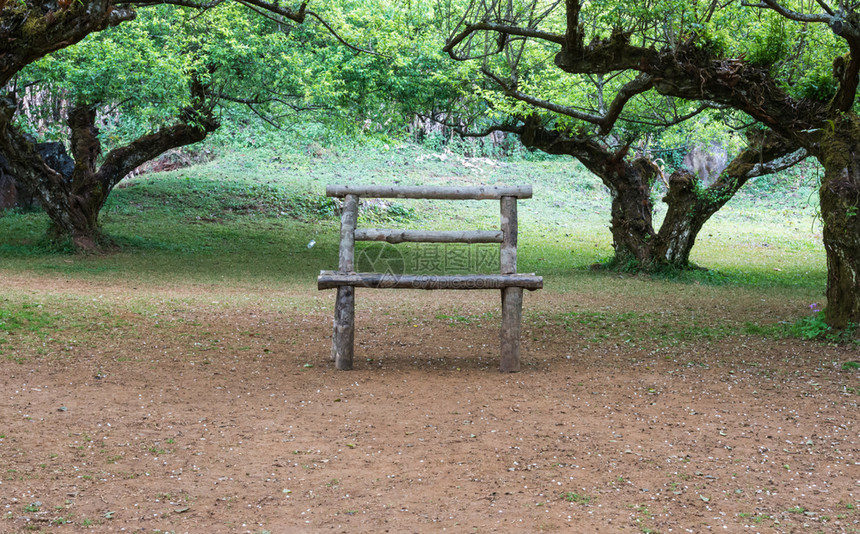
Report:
738,512,772,524
792,304,830,340
789,304,859,343
561,492,592,504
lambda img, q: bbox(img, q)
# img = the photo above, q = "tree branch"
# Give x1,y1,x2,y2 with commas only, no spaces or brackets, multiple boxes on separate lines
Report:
0,96,74,227
304,10,388,57
444,22,565,60
0,2,135,87
740,0,831,23
831,44,860,111
480,68,653,134
515,116,636,181
231,0,296,28
815,0,836,16
745,147,807,177
620,103,720,129
707,130,806,195
455,122,519,138
220,93,324,114
480,67,604,124
599,73,654,134
119,0,224,7
97,80,219,187
564,0,584,52
228,0,307,22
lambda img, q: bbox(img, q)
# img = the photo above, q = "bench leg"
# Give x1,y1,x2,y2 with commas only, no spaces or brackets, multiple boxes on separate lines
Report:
500,286,523,372
330,316,337,362
333,285,355,370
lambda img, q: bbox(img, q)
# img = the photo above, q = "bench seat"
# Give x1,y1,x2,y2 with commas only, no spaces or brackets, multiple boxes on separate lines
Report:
318,271,543,291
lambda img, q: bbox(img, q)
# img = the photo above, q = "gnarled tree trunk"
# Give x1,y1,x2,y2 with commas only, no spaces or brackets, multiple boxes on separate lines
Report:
602,156,660,268
654,131,807,267
818,120,860,328
652,170,702,266
517,119,664,267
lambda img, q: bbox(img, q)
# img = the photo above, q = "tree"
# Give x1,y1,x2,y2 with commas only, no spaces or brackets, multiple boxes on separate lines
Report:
504,116,804,269
0,0,311,250
446,0,860,329
449,33,806,269
1,0,469,249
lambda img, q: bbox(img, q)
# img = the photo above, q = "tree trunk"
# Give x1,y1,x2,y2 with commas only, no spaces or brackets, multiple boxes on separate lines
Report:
610,167,711,269
517,120,716,270
654,132,807,267
818,120,860,329
653,170,704,266
53,104,113,250
603,157,661,268
47,192,105,251
0,96,97,247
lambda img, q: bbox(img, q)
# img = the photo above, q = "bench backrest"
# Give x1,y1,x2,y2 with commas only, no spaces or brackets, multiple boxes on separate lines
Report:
326,184,533,277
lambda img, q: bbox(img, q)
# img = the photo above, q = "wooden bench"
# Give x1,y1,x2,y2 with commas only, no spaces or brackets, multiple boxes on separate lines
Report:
317,185,543,372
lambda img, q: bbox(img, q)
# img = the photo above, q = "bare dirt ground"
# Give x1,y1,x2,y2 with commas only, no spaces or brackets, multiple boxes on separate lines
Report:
1,278,859,533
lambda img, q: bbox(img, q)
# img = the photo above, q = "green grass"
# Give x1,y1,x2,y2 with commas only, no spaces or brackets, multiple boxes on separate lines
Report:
0,301,58,362
0,136,830,340
0,302,55,334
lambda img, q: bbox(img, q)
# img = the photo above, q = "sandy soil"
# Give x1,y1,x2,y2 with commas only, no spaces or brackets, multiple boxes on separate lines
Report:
1,284,859,533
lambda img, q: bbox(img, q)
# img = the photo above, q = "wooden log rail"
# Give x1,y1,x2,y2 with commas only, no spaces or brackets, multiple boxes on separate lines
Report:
354,229,503,244
325,184,533,199
318,184,543,372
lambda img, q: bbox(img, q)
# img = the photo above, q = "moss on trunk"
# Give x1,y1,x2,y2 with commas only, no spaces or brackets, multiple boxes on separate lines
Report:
818,118,860,329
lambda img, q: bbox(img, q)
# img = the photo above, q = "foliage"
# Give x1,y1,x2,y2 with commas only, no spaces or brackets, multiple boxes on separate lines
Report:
10,0,482,162
746,12,788,67
17,5,291,148
291,0,470,132
794,70,839,102
790,304,830,340
790,303,859,342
